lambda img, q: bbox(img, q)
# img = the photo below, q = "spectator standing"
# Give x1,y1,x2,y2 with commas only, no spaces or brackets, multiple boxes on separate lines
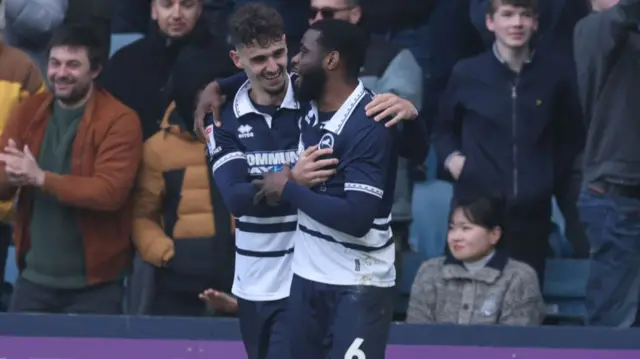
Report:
0,34,45,305
434,0,584,283
407,195,545,325
308,0,424,276
574,0,640,327
0,25,143,314
101,0,237,141
470,0,590,258
132,44,235,317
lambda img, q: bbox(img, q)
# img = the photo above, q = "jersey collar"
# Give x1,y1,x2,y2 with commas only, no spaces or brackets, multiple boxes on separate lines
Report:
233,73,299,118
321,81,367,135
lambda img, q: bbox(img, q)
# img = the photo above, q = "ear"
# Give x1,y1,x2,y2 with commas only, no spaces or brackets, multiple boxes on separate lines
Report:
488,226,502,246
91,64,103,80
151,3,158,21
229,50,242,69
350,6,362,24
324,51,339,71
531,15,539,32
485,14,495,32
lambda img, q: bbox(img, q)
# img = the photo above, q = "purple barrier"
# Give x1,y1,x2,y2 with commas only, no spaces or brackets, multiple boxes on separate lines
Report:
1,337,639,359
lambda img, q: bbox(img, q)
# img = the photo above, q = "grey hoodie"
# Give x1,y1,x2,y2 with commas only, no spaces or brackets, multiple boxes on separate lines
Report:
574,0,640,183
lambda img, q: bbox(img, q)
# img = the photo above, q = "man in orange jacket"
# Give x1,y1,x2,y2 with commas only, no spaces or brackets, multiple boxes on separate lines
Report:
0,24,142,314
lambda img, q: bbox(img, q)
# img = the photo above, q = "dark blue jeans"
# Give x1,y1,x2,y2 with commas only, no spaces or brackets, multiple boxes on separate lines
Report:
578,188,640,327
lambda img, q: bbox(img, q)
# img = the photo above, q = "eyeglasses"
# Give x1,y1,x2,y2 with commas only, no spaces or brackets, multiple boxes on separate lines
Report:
308,6,352,20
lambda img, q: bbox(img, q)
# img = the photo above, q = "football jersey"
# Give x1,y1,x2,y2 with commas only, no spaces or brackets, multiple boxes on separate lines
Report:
209,76,302,301
281,81,397,287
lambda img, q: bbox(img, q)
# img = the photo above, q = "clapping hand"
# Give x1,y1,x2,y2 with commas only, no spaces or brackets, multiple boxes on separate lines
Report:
0,139,45,187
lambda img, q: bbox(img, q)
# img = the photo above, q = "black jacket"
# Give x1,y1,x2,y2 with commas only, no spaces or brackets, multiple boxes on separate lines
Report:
100,21,237,140
434,50,584,217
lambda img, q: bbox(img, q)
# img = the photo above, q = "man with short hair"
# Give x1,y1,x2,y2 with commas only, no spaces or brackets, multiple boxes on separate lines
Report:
101,0,236,140
434,0,584,282
255,19,420,359
209,5,330,358
574,0,640,327
0,24,143,314
309,0,424,267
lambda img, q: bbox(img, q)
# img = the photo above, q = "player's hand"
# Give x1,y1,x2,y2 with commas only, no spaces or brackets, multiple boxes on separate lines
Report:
252,165,291,203
365,93,418,128
446,154,466,180
291,146,338,187
194,81,227,139
199,289,238,314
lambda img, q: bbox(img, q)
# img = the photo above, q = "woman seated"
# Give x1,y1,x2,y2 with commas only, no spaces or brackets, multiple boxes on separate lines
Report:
406,195,545,325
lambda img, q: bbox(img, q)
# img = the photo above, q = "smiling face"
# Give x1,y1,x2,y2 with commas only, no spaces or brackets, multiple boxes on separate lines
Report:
231,36,288,96
47,45,99,107
447,208,501,262
291,29,328,102
486,3,538,49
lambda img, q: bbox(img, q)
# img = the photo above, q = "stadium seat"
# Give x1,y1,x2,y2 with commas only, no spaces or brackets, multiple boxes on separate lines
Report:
110,33,144,57
543,258,588,325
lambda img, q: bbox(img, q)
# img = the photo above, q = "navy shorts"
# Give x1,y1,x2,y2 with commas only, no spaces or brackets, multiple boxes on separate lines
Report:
289,274,394,359
237,297,290,359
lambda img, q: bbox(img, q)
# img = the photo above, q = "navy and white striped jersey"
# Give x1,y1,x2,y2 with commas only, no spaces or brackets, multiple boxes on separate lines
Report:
209,77,302,301
281,81,397,287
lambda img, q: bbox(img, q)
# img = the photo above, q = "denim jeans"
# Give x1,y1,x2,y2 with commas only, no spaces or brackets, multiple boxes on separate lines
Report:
578,188,640,327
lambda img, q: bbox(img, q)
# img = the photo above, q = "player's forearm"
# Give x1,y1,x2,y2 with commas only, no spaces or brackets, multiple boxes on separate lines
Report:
213,162,258,217
282,181,379,238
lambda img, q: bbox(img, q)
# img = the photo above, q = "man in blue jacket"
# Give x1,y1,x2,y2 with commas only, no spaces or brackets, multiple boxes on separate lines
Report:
434,0,584,282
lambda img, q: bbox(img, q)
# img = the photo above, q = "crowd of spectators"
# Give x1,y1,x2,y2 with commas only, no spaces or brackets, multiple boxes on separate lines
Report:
0,0,638,330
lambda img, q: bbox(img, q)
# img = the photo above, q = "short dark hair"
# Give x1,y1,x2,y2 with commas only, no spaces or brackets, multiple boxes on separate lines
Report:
449,195,506,233
308,19,367,80
485,0,538,15
47,24,104,70
228,4,285,48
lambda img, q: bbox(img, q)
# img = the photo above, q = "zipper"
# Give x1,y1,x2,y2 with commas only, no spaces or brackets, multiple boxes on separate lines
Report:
511,77,519,197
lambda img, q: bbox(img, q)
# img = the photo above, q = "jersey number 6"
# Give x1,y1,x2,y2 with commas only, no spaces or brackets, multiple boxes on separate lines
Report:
344,337,366,359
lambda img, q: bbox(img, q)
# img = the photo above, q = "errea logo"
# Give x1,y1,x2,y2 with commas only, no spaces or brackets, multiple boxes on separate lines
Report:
238,124,254,139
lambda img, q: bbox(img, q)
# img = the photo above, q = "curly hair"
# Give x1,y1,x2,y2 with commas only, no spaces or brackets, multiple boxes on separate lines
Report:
228,3,284,48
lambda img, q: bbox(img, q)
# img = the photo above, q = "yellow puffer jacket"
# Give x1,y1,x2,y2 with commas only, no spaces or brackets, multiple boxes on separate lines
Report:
132,102,235,293
0,40,45,222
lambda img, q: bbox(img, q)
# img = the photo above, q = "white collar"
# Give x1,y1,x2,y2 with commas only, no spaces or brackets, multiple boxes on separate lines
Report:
319,81,367,135
232,73,299,118
463,250,496,273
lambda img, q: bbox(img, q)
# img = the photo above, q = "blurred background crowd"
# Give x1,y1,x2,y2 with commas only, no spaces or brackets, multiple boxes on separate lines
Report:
0,0,637,329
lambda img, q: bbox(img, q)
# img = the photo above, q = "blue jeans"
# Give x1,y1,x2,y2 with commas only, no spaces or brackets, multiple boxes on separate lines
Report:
578,188,640,327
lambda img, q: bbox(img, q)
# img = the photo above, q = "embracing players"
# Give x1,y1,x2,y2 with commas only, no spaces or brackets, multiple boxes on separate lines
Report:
204,4,426,359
